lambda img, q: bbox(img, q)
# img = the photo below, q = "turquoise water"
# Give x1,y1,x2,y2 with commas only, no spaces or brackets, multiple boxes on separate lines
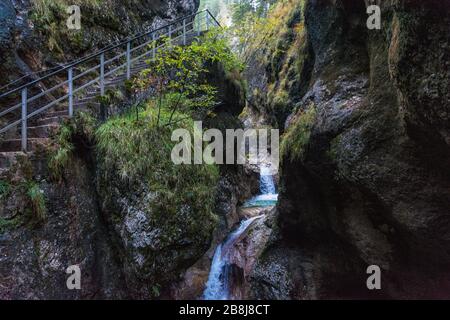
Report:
242,193,278,208
243,171,278,208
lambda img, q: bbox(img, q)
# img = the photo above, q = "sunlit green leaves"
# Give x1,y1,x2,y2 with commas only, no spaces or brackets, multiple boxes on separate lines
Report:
132,29,242,126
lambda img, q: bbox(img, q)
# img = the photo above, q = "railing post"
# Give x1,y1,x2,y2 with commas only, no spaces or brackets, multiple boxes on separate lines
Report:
183,19,186,45
168,25,172,43
68,67,73,117
152,32,156,59
126,41,131,80
197,15,201,36
206,10,210,30
100,53,105,96
21,88,27,152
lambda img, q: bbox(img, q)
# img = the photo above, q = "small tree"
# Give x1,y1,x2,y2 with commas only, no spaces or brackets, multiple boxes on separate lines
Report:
132,29,243,127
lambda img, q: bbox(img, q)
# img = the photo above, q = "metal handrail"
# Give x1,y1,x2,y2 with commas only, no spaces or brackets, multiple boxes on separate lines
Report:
0,10,220,152
0,9,216,99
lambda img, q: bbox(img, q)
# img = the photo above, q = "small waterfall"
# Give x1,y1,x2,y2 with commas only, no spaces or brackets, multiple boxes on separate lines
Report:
203,163,279,300
203,244,226,300
243,165,278,208
260,174,276,195
203,215,262,300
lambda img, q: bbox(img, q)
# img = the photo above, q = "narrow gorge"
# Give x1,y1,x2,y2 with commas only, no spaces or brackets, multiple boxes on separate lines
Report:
0,0,449,301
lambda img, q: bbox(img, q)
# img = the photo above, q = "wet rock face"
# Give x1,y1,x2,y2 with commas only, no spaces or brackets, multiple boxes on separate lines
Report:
0,0,15,46
228,208,275,299
0,157,127,299
251,0,450,299
95,176,214,299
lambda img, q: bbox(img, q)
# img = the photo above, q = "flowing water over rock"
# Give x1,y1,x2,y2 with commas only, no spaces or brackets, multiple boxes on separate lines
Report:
203,165,278,300
242,165,278,208
203,215,263,300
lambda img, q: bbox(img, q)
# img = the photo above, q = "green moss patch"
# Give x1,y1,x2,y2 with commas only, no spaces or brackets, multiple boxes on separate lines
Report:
280,104,316,162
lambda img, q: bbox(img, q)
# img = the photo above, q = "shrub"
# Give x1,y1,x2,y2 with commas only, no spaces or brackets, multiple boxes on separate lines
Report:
133,29,243,126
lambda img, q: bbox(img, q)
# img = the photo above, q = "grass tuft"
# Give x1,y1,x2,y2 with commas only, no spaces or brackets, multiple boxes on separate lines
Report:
48,122,75,181
48,111,96,181
26,181,47,222
96,99,220,236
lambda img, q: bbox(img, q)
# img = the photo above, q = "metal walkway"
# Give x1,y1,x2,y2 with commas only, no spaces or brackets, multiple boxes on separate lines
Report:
0,10,219,155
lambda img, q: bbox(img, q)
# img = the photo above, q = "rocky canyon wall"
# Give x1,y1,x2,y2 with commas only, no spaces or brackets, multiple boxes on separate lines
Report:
0,0,199,89
248,0,450,299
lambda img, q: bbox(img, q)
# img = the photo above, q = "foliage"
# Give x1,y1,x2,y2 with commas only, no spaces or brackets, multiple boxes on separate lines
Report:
229,0,308,127
280,104,316,162
0,156,49,230
151,285,161,298
231,1,255,24
231,6,274,64
199,0,276,24
202,29,245,73
96,101,218,182
30,0,102,54
31,0,101,21
96,88,124,106
132,29,243,126
231,0,277,24
94,30,237,230
26,181,47,222
48,121,74,181
73,110,97,139
0,180,10,198
95,102,220,231
232,0,304,62
48,112,96,181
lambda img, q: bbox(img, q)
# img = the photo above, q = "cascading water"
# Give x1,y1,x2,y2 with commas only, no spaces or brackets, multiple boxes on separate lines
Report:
243,165,278,208
203,215,262,300
259,165,276,194
203,165,278,300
